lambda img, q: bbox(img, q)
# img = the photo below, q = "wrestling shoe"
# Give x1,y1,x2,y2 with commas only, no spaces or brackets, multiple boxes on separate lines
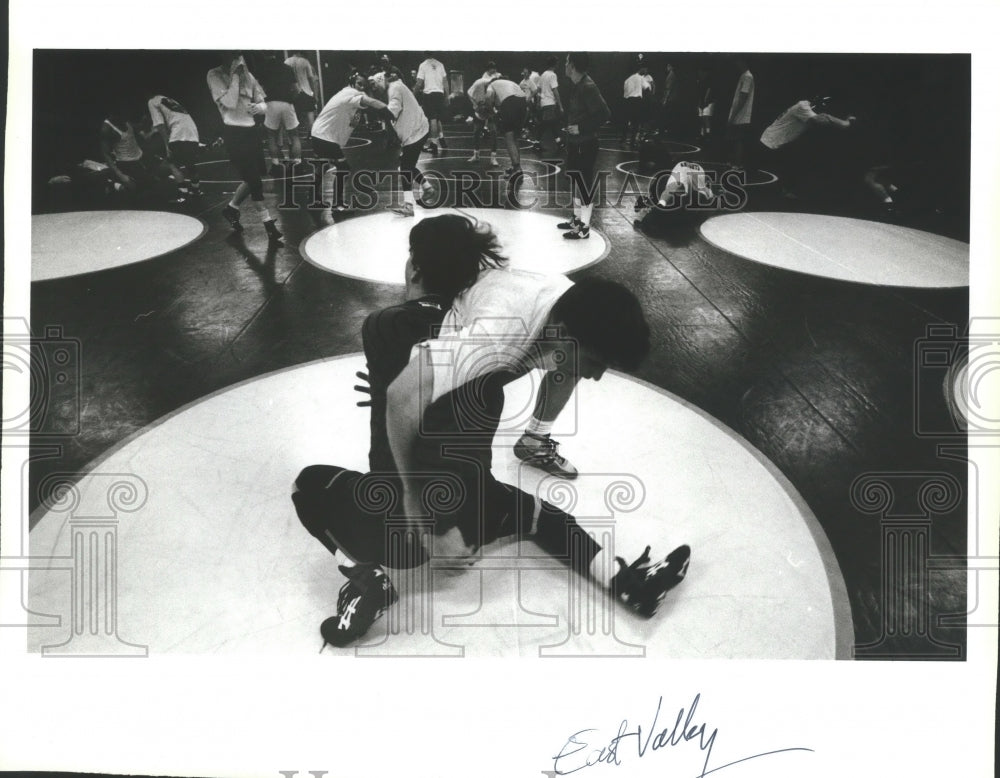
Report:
489,152,499,167
320,564,398,648
222,204,243,233
556,217,583,230
513,432,578,480
389,202,415,217
438,137,448,150
467,151,480,162
264,219,283,242
611,544,691,618
563,224,590,240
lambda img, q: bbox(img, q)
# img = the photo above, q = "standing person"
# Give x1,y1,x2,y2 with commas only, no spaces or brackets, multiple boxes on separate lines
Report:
466,68,500,166
726,56,755,170
206,52,281,241
659,62,678,133
695,66,715,140
378,68,433,217
760,95,856,198
559,52,611,240
146,93,201,196
621,62,647,147
639,62,656,141
258,54,302,173
519,66,541,142
311,72,395,211
536,56,564,154
485,76,528,177
285,50,320,135
415,53,449,154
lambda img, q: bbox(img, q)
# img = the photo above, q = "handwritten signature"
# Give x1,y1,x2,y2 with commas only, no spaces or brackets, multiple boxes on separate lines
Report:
549,694,812,777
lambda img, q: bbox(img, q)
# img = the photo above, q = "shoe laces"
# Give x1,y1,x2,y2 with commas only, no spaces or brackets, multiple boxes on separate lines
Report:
528,434,568,466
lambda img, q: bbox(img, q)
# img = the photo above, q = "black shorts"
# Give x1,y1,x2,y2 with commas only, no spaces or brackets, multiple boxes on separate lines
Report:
422,91,445,120
624,97,644,124
168,140,199,168
311,136,347,164
496,96,527,133
221,125,265,182
294,91,316,116
564,136,601,202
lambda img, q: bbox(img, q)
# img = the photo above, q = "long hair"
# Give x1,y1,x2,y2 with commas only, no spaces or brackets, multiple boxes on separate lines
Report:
408,215,508,301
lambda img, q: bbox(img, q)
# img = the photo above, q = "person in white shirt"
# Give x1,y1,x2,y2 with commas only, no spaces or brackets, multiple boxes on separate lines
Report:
206,51,281,241
726,57,755,169
284,51,320,134
147,93,201,195
621,63,649,146
536,56,564,153
415,53,449,154
485,77,528,175
311,72,395,211
377,68,432,217
466,68,500,165
760,95,856,198
519,67,541,144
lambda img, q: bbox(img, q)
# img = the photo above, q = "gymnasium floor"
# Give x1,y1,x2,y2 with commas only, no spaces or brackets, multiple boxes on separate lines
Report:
23,119,970,660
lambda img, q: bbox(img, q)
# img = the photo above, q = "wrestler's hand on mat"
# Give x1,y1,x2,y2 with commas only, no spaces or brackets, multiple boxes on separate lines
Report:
353,370,372,407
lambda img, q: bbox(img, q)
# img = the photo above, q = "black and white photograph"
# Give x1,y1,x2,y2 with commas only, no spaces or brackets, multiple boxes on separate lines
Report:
2,3,997,777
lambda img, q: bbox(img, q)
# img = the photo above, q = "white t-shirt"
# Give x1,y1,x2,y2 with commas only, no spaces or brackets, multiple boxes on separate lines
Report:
312,87,366,146
207,65,265,127
538,70,559,108
729,70,755,124
487,79,526,105
662,161,711,199
417,58,447,93
468,76,494,117
387,80,429,147
623,73,645,99
284,55,316,96
760,100,817,149
421,268,573,404
148,95,199,143
641,73,655,95
519,76,539,101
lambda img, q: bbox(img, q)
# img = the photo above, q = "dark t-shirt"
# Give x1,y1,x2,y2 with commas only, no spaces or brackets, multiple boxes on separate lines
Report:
565,75,611,138
362,295,448,473
258,62,299,104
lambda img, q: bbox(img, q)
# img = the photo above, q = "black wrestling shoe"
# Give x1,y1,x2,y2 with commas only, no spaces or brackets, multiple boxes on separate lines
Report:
556,217,582,230
320,564,398,648
563,224,590,240
264,219,283,242
611,544,691,618
513,432,578,479
222,204,243,233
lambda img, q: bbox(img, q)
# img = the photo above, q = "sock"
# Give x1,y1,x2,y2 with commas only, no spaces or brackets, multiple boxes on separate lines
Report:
883,196,894,204
252,199,272,221
525,417,553,438
334,549,356,569
404,189,415,206
572,198,581,220
580,203,594,227
228,199,240,210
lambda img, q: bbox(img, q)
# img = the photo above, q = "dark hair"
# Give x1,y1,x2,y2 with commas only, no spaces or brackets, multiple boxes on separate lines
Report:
408,215,507,300
546,56,559,69
567,52,590,73
549,279,650,372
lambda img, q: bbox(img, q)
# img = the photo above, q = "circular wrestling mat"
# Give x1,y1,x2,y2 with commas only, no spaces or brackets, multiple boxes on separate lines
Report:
417,156,560,181
31,211,206,282
616,159,778,186
699,212,969,288
599,139,701,154
27,354,851,658
301,207,609,284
